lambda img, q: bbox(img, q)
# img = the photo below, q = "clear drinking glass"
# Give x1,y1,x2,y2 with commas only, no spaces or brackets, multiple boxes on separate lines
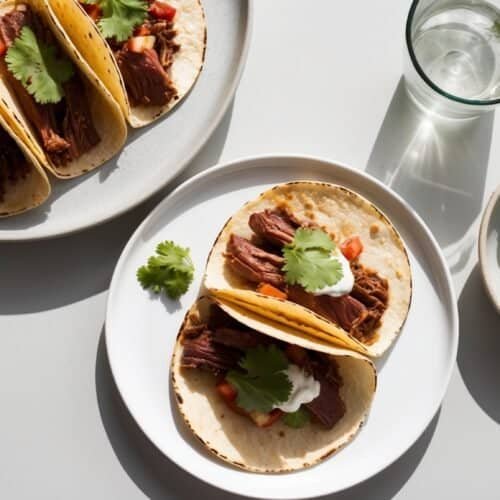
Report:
405,0,500,117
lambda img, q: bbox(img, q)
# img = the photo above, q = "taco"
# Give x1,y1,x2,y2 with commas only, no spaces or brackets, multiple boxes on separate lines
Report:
0,109,50,217
204,181,412,357
45,0,206,128
0,0,127,179
171,297,376,473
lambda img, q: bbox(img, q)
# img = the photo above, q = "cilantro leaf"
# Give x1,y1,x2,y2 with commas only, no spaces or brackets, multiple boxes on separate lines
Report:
239,344,288,376
282,228,344,292
137,241,194,299
292,227,334,252
282,406,310,428
226,345,292,413
5,27,74,104
83,0,148,42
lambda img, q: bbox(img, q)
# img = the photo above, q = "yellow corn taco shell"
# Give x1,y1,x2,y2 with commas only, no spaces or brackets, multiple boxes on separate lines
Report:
0,0,127,179
0,110,50,217
204,181,412,357
45,0,206,128
171,297,376,473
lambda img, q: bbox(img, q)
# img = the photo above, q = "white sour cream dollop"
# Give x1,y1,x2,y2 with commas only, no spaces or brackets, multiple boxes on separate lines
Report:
275,364,320,413
312,250,354,297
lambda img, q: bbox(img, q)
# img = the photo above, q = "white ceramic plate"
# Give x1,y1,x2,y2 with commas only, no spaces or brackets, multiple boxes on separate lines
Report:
479,185,500,313
106,156,458,499
0,0,252,241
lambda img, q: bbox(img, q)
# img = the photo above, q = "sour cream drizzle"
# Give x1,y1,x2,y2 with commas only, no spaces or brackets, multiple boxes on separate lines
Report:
274,364,320,413
312,250,354,297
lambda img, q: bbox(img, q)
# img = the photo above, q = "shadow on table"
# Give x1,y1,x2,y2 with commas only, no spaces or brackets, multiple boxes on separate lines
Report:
457,265,500,424
95,328,440,500
366,78,494,273
0,102,233,314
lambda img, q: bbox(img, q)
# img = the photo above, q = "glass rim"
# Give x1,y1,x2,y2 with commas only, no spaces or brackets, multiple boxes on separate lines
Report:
406,0,500,106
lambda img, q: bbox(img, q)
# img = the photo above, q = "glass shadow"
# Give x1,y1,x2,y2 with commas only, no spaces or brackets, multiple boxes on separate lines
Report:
366,78,494,273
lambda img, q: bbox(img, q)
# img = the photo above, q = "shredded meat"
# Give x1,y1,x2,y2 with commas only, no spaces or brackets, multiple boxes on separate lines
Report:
116,47,177,106
306,357,346,429
211,327,272,351
0,5,100,166
181,328,242,374
248,209,298,247
58,79,100,165
0,127,29,203
225,234,285,288
287,285,382,342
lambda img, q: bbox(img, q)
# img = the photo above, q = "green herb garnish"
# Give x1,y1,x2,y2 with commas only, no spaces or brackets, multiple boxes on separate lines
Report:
82,0,148,42
226,345,292,413
137,241,195,299
282,227,343,292
491,19,500,38
5,27,74,104
282,406,310,428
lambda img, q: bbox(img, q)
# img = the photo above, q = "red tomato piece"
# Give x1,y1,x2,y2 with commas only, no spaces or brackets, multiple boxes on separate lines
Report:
340,236,363,261
216,380,237,403
149,1,177,21
0,37,6,57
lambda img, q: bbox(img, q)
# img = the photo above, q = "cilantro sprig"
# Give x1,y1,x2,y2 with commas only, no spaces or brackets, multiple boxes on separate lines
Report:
137,241,195,299
226,345,292,413
5,27,74,104
282,228,343,292
282,406,310,428
82,0,148,42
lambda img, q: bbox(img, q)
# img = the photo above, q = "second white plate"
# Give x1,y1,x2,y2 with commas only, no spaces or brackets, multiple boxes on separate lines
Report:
0,0,252,241
106,155,458,499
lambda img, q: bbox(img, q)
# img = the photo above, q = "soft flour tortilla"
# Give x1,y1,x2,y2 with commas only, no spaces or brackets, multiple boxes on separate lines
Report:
0,110,50,217
0,0,127,179
171,297,376,473
204,181,412,357
46,0,206,128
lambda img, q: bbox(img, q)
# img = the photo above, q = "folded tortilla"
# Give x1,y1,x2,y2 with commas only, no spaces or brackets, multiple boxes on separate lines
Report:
171,297,376,473
0,109,50,217
204,181,412,357
0,0,127,179
45,0,206,128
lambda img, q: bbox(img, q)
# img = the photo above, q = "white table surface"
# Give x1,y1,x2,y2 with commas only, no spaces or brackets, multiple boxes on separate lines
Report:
1,1,500,499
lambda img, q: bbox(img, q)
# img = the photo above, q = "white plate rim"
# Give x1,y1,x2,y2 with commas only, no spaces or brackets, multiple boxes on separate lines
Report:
0,0,253,242
105,154,459,499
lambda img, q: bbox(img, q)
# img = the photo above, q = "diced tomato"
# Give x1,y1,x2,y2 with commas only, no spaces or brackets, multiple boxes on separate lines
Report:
249,409,283,428
340,236,363,261
285,344,308,368
216,380,237,402
256,283,288,300
134,25,152,36
81,3,102,22
149,1,177,21
0,37,6,57
217,380,283,426
127,35,156,53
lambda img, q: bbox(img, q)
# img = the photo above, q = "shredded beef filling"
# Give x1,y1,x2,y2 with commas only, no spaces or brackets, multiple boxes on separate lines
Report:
181,307,346,429
249,209,298,247
113,15,179,107
0,127,29,203
224,209,390,342
0,5,100,166
225,234,285,288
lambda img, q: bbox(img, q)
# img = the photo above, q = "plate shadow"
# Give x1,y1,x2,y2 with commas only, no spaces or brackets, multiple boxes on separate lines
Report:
366,78,494,273
95,328,439,500
457,264,500,424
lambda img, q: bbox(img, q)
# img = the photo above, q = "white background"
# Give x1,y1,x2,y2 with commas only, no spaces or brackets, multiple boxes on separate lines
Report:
1,1,500,499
